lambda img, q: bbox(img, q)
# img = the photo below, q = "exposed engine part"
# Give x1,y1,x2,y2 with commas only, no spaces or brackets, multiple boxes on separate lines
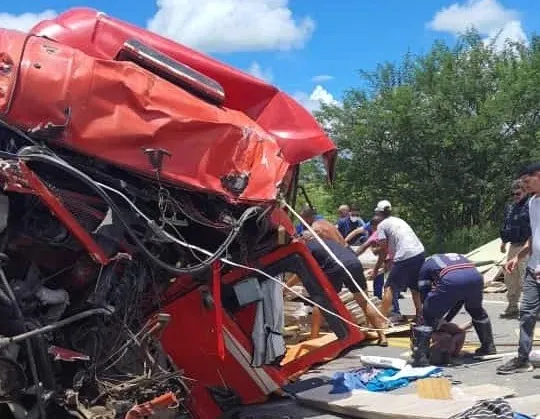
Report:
0,357,26,397
0,152,199,417
0,307,113,348
0,9,319,416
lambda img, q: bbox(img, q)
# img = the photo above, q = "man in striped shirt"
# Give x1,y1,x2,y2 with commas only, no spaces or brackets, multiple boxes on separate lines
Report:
411,253,496,367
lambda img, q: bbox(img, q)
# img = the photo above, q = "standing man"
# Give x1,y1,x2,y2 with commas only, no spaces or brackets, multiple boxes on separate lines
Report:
497,163,540,374
370,200,425,319
499,179,531,318
411,253,496,367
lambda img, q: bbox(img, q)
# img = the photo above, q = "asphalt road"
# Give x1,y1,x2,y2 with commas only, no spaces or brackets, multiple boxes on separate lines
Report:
228,291,540,418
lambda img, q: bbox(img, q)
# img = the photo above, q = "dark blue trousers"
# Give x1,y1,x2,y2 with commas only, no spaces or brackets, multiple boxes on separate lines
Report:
423,269,486,328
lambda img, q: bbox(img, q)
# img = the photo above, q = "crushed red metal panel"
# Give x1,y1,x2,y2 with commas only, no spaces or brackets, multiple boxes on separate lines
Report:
0,9,361,419
0,29,290,203
30,7,337,176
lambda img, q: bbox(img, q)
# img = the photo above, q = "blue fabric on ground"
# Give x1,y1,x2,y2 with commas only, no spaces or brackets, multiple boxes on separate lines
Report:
330,365,443,394
330,367,379,394
514,413,534,419
331,367,407,393
365,369,410,392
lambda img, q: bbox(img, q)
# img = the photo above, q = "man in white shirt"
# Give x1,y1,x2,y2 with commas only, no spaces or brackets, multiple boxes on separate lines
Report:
370,200,425,319
497,163,540,374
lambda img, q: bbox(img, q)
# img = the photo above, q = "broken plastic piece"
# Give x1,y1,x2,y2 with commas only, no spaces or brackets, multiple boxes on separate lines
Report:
124,391,178,419
48,346,90,362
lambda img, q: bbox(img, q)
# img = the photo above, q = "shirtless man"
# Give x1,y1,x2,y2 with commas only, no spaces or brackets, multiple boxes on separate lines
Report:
288,232,388,345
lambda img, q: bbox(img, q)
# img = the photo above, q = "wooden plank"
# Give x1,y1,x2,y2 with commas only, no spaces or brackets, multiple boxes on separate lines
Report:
296,383,516,419
416,378,452,400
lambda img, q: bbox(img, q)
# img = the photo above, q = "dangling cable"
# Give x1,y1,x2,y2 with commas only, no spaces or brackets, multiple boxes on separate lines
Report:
282,200,390,324
96,184,389,331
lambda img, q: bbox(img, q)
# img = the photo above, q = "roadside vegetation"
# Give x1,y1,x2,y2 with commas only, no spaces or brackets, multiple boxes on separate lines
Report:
299,30,540,254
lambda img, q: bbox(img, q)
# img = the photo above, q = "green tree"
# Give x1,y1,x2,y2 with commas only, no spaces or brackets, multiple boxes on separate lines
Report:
311,30,540,253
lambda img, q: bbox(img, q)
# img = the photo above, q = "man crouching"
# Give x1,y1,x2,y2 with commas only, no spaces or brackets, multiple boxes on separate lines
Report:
411,253,497,367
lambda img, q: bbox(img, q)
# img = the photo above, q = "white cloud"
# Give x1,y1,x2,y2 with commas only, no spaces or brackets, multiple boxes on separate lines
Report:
147,0,315,53
248,61,273,82
311,74,334,83
0,10,57,32
428,0,527,48
485,20,527,50
294,85,338,113
428,0,516,34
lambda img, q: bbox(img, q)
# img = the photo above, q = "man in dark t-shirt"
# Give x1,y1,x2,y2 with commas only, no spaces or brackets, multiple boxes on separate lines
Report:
306,238,367,294
287,232,387,345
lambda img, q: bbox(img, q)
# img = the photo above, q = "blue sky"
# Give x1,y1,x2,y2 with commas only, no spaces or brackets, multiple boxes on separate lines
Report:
1,0,537,111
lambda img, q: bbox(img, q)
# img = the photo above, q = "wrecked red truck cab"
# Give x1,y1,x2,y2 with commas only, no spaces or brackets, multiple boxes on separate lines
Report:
0,8,363,418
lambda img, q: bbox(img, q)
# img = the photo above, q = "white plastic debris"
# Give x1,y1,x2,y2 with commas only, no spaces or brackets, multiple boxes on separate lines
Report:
360,355,407,370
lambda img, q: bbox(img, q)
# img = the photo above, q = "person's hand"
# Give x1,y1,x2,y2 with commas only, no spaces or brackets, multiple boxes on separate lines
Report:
504,256,518,274
366,268,375,280
500,242,507,254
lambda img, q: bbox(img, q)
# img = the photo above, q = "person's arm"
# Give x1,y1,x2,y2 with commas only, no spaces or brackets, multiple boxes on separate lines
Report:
371,223,389,275
504,237,531,273
345,226,366,243
371,239,388,279
515,238,531,259
354,239,372,256
500,204,512,253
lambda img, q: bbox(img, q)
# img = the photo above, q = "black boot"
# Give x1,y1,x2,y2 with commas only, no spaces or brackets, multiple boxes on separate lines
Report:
410,325,433,367
473,317,497,356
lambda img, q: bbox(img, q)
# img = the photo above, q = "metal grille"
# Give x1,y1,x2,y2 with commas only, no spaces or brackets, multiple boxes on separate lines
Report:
45,183,106,233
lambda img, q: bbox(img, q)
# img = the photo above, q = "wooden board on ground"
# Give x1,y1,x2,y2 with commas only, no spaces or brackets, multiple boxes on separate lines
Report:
281,333,337,366
416,377,452,400
366,324,411,344
465,238,507,288
466,238,505,264
384,324,411,335
296,383,516,419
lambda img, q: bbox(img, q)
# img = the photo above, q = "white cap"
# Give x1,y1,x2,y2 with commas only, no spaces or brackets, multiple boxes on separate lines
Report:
374,199,392,213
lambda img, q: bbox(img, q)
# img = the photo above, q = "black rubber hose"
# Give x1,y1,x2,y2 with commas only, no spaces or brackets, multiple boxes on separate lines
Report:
0,118,39,147
0,264,46,418
17,151,260,275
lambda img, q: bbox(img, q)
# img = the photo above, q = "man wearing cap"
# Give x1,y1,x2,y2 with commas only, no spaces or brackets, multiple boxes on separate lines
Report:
497,163,540,374
411,253,497,367
355,215,402,319
370,200,425,320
